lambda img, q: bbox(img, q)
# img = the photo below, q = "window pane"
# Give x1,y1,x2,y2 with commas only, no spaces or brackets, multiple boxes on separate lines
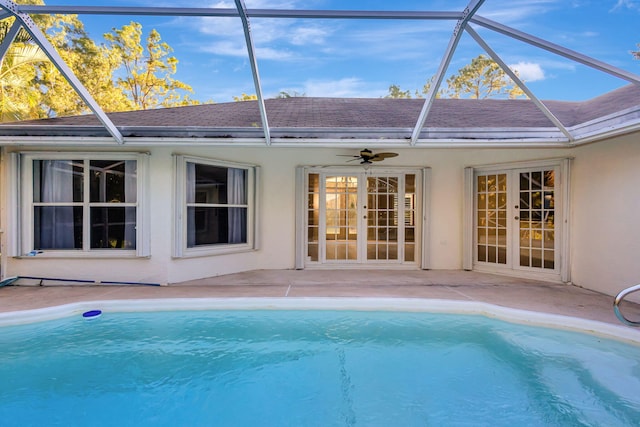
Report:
308,173,319,192
90,160,137,203
187,207,247,247
406,174,415,193
90,207,137,249
33,160,83,203
34,206,82,249
191,163,247,205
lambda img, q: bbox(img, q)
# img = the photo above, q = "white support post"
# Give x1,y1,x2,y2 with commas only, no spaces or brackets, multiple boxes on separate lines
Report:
234,0,271,145
411,0,487,145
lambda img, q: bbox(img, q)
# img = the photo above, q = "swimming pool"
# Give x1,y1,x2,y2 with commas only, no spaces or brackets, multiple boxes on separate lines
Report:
1,298,639,426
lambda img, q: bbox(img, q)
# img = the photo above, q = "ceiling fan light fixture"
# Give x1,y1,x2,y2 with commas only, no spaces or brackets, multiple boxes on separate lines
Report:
338,148,398,165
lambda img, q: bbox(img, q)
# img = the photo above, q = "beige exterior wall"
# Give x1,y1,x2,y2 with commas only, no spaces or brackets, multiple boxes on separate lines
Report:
1,135,638,296
570,133,640,296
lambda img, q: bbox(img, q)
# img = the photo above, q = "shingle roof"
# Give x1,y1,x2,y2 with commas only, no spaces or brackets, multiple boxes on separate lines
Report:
1,83,638,144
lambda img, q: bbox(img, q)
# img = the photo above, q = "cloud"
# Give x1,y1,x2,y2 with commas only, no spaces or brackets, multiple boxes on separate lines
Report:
509,62,546,82
302,78,380,97
289,27,331,46
480,0,560,25
611,0,640,11
190,1,336,61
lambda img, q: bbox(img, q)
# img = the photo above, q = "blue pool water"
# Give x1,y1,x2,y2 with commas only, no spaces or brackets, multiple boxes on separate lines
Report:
0,309,639,426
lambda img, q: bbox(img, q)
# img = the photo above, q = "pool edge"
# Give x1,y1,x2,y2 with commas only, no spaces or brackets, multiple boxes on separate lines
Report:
1,297,639,345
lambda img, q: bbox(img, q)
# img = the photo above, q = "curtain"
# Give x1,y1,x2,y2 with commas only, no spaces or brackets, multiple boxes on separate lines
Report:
186,162,196,247
124,160,137,248
227,168,246,244
38,160,76,249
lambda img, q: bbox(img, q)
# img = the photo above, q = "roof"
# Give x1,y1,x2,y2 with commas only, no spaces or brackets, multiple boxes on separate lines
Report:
1,2,639,147
1,84,639,147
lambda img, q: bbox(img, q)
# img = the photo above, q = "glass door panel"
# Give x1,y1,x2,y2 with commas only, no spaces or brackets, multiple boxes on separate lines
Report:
476,173,508,265
366,176,399,261
307,173,320,262
517,169,555,270
305,170,420,266
474,166,559,274
404,174,416,262
325,176,358,261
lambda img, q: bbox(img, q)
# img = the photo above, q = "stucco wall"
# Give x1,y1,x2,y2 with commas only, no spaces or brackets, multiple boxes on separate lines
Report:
4,134,635,298
5,144,591,286
570,133,640,296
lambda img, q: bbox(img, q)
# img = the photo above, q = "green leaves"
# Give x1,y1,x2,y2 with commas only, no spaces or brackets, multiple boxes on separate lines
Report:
385,54,525,100
0,13,198,122
104,22,198,110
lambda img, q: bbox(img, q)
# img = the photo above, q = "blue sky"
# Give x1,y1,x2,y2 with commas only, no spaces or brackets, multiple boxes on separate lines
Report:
42,0,640,102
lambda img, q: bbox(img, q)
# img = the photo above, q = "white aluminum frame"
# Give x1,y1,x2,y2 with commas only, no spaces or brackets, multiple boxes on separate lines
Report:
0,1,638,146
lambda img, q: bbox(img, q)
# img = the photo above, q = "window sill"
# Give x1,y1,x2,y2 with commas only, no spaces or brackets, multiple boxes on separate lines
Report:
174,244,256,259
15,250,147,259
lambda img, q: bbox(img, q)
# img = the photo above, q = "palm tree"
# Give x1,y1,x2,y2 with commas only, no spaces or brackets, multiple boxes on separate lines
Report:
0,44,49,121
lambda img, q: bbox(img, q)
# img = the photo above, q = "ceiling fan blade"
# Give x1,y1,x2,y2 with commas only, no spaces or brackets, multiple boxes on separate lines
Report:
374,152,398,159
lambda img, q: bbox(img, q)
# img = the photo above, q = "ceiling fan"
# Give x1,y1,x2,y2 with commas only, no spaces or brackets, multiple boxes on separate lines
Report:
339,148,399,165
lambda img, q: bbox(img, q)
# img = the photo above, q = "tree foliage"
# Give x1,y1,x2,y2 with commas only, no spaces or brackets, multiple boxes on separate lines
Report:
39,14,133,117
104,22,198,110
0,43,47,121
275,90,306,98
0,7,198,121
445,55,524,99
385,54,525,100
233,93,258,101
384,84,413,99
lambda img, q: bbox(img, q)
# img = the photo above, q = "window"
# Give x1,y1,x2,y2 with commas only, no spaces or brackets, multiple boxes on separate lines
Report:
174,155,257,257
19,153,149,257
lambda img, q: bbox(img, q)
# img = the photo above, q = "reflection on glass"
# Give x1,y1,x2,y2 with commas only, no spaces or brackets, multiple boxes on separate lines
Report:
90,207,136,249
187,207,247,246
476,173,507,265
478,175,486,192
90,160,136,203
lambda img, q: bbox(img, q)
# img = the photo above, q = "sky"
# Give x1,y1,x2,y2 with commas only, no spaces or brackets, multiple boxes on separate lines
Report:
37,0,640,103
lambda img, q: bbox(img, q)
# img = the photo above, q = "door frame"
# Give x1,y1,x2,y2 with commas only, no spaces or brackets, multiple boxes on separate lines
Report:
295,166,430,269
463,158,571,283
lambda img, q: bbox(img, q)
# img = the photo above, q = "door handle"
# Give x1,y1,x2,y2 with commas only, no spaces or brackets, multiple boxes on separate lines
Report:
514,216,519,220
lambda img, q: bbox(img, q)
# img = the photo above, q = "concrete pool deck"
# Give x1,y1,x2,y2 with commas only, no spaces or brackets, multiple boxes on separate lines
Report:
1,270,639,329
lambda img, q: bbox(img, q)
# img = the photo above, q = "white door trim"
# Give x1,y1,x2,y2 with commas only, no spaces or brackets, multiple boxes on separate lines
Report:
297,166,429,269
465,158,571,283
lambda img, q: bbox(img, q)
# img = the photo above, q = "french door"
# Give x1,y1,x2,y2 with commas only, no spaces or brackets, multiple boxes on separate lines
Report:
471,160,569,281
303,169,421,266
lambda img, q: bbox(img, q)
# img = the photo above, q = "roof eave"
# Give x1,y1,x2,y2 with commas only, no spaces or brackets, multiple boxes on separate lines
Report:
1,107,639,147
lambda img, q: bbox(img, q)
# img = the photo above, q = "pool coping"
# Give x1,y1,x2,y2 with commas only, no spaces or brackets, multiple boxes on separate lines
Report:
2,297,640,345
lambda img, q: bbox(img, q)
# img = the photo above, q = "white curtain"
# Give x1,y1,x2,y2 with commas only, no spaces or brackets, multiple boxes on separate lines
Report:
186,162,196,247
124,160,137,248
39,160,75,249
227,168,246,244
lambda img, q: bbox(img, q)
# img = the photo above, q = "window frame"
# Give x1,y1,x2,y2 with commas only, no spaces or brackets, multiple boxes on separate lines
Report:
17,152,150,258
173,154,258,258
